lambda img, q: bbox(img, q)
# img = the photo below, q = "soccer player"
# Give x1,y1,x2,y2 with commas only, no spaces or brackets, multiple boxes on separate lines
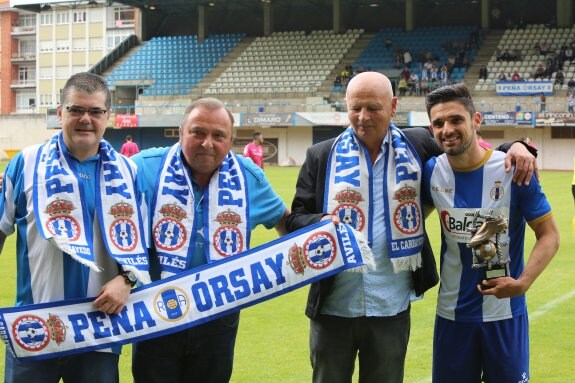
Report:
243,131,264,169
423,83,560,383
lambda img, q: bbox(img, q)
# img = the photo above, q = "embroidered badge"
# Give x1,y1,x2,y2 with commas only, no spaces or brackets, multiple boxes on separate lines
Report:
109,202,138,252
47,314,66,346
12,315,50,352
287,243,306,275
153,287,190,322
45,199,81,241
393,186,421,235
154,204,188,251
303,232,337,269
332,188,365,231
213,209,244,257
490,181,505,201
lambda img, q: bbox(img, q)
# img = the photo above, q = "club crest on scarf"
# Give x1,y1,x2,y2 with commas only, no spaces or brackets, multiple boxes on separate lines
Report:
393,186,421,235
153,203,188,251
45,199,81,241
287,231,337,274
332,188,365,231
12,315,50,352
153,287,190,322
109,202,139,251
213,209,244,257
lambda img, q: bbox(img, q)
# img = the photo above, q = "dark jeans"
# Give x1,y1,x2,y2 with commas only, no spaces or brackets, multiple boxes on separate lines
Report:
4,351,119,383
310,308,411,383
132,312,240,383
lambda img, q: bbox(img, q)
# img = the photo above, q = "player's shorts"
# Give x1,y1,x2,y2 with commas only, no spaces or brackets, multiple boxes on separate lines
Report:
432,314,529,383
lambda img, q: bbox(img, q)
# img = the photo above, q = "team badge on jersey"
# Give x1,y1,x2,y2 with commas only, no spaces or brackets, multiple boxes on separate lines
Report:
332,188,365,231
12,315,50,352
213,209,243,257
490,180,505,201
154,204,188,251
153,287,190,322
45,199,81,241
303,232,337,269
109,202,138,251
393,186,421,235
47,314,67,346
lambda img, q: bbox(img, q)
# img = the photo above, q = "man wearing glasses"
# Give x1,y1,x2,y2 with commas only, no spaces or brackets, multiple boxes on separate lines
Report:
0,72,149,383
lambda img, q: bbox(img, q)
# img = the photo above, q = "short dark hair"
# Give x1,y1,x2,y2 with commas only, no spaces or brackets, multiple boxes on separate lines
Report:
425,83,475,118
253,132,262,139
60,72,111,109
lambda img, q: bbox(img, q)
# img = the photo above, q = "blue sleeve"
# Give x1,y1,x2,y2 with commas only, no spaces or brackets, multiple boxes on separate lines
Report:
0,152,26,236
513,173,552,223
242,157,287,230
132,147,170,211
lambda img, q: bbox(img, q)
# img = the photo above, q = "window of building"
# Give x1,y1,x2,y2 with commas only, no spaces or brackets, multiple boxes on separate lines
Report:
15,91,36,111
20,40,36,57
56,39,70,51
107,30,131,51
18,14,36,27
40,13,53,25
18,66,35,84
113,7,135,27
72,38,87,51
56,12,69,24
40,93,54,106
73,11,87,23
39,40,54,52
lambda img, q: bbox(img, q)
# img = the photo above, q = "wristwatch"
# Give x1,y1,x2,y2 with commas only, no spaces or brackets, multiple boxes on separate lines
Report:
121,270,137,287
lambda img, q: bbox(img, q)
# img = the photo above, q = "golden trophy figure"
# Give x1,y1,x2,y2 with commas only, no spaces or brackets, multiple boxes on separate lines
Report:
466,210,509,279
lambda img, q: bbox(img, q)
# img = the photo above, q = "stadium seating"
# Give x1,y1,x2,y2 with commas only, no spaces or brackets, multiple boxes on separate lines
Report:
107,33,244,96
204,29,362,96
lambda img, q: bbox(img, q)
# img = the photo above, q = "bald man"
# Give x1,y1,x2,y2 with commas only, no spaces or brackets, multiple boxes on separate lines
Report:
286,72,538,383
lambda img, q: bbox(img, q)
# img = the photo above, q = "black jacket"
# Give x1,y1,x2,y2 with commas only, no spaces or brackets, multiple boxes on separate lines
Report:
285,127,442,320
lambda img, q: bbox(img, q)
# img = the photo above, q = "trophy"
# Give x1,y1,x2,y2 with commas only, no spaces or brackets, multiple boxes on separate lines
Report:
466,210,509,279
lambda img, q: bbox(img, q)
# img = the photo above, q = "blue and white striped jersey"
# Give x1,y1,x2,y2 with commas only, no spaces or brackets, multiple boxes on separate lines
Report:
0,145,121,308
423,150,552,322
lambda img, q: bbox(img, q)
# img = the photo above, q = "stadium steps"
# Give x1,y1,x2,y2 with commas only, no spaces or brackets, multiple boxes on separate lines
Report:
317,32,375,96
103,44,148,88
189,37,257,99
465,30,505,94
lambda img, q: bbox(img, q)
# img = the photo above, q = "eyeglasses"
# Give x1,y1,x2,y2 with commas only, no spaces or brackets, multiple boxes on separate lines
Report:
65,105,108,118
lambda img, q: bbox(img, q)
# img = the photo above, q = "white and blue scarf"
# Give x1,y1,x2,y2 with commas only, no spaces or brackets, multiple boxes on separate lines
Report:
0,221,372,360
34,133,150,283
325,124,425,272
151,144,249,278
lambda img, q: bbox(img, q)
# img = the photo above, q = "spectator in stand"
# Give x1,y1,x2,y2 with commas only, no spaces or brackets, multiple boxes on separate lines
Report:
120,134,140,158
479,65,488,80
400,66,410,80
539,93,546,112
430,64,439,82
512,71,522,81
403,50,413,67
555,69,565,86
569,92,574,113
408,72,420,96
534,64,545,80
565,46,574,61
398,77,408,96
440,64,449,85
334,74,342,88
421,64,430,83
497,71,508,82
568,79,575,93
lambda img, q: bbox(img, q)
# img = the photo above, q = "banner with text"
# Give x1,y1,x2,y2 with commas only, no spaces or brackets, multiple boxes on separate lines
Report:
0,221,369,360
495,81,553,96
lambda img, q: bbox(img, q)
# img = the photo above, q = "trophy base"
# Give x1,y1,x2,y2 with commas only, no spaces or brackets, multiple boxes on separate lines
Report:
485,266,508,279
